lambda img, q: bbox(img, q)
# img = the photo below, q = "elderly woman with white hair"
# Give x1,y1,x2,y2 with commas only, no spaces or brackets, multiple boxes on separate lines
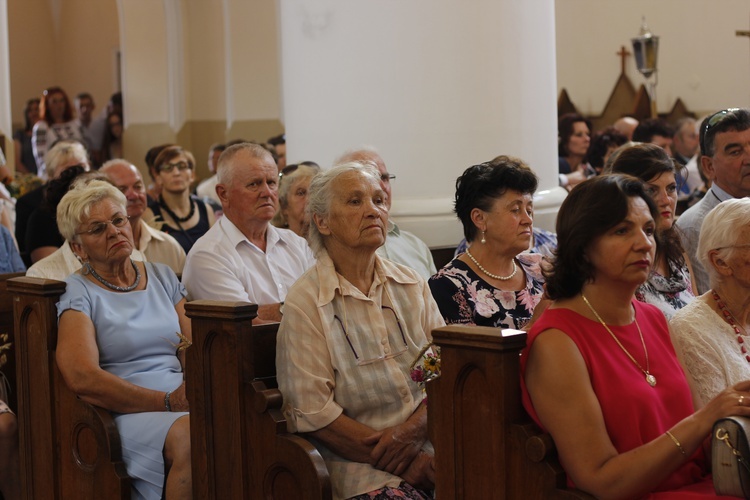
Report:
670,198,750,409
55,180,192,499
276,163,444,500
271,162,320,236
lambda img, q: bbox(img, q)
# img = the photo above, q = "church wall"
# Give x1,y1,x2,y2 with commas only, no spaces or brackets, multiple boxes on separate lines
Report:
556,0,750,120
8,0,119,130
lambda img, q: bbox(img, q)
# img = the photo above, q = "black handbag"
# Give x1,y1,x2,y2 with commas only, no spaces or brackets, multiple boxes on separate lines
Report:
713,416,750,498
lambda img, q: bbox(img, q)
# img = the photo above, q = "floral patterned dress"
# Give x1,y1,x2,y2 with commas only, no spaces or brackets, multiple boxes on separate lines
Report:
428,253,545,329
635,259,695,320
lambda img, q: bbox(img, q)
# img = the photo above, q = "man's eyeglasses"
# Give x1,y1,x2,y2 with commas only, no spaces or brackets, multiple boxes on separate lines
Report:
77,215,130,236
701,108,741,155
158,161,192,173
380,173,396,183
334,305,408,366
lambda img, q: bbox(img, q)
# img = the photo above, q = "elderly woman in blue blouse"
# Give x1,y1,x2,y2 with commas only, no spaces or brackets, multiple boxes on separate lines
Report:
55,180,191,500
429,157,545,329
277,163,443,500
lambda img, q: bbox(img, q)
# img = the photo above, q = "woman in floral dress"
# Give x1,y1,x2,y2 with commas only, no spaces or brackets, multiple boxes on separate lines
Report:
429,156,546,330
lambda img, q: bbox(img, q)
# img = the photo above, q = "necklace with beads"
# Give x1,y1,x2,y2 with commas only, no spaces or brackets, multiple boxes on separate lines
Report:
159,195,195,223
581,293,656,387
88,259,141,292
712,290,750,362
465,249,517,281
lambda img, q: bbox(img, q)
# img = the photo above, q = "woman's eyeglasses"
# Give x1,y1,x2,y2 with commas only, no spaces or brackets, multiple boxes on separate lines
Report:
77,215,130,236
334,305,408,366
158,161,191,173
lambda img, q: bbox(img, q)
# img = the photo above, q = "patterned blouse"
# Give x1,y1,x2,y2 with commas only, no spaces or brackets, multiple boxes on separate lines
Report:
428,253,545,330
635,258,695,320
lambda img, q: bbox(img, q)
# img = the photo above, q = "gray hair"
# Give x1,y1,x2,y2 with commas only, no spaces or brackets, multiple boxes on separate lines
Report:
216,142,274,187
45,141,89,179
306,162,381,256
57,179,127,243
271,164,320,229
698,198,750,287
334,146,382,168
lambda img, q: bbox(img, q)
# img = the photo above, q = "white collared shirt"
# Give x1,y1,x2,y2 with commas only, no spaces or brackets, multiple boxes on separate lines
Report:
182,216,315,304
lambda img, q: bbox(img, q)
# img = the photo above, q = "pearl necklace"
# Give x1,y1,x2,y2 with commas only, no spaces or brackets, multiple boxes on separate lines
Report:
88,259,141,292
712,290,750,362
465,249,517,281
581,294,656,387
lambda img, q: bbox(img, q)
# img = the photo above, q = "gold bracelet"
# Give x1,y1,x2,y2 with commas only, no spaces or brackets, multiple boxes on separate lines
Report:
665,430,687,456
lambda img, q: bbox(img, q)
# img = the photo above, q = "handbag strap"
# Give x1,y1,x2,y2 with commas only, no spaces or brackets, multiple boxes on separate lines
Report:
716,426,750,475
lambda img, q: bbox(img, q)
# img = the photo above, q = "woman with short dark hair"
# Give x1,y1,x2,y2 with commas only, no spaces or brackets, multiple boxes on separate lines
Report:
522,174,750,498
429,156,545,330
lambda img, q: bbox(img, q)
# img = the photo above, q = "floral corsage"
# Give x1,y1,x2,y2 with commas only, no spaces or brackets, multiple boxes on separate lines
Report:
410,343,441,389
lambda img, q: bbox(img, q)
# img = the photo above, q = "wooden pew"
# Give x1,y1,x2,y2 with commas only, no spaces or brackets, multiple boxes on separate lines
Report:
428,324,594,500
185,300,332,500
0,272,26,412
9,277,130,500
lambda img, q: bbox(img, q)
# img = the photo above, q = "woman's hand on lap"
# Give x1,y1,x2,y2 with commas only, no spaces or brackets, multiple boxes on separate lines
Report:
170,381,189,412
400,451,434,491
364,421,425,475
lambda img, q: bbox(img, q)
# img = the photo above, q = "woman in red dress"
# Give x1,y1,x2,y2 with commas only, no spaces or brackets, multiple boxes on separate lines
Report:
521,174,750,498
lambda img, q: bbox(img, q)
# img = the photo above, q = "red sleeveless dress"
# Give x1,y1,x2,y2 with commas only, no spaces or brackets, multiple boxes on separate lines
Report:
520,300,727,498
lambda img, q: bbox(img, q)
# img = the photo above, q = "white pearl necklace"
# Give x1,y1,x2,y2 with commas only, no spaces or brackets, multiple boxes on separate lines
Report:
465,249,517,281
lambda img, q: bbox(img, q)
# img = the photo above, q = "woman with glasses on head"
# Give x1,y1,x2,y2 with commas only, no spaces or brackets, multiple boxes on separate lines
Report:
271,161,320,237
277,163,443,500
55,180,192,500
148,145,215,253
607,143,697,319
429,156,546,330
671,199,750,410
31,87,86,179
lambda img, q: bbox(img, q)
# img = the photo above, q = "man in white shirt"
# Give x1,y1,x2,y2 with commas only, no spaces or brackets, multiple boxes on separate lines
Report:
182,143,315,322
100,160,186,274
335,147,436,279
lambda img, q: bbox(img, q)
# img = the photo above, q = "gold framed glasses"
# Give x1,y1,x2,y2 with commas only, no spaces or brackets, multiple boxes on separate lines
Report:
77,215,130,237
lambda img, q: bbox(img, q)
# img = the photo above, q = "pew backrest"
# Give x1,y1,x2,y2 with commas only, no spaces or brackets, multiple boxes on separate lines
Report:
10,276,130,500
428,324,594,500
0,271,26,411
185,300,332,500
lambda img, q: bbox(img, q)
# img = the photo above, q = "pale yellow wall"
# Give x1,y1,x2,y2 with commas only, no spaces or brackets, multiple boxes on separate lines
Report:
119,0,169,125
184,0,225,121
8,0,119,130
556,0,750,119
226,0,281,122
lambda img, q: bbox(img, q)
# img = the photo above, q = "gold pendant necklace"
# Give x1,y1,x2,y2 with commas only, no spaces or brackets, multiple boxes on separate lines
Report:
581,294,656,387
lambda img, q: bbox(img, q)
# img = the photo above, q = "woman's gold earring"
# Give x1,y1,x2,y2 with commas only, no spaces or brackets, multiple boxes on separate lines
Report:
481,231,486,244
